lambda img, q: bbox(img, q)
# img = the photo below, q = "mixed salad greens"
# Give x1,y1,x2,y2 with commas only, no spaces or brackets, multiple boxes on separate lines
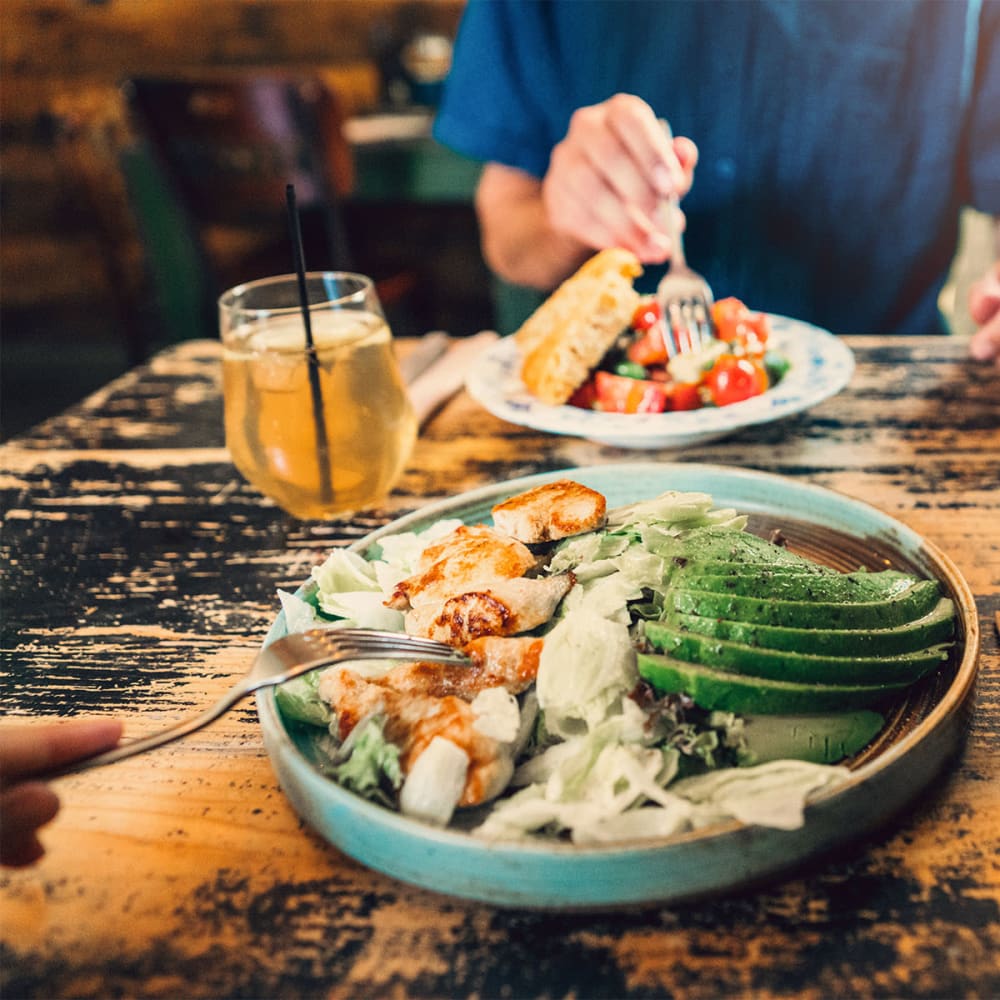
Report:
568,297,791,414
269,488,952,844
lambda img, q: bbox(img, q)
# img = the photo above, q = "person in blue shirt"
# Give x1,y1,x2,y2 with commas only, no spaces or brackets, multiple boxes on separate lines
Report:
433,0,1000,364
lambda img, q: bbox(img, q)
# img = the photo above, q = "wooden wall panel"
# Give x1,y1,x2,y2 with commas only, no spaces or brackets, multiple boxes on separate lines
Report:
2,1,462,77
1,0,464,312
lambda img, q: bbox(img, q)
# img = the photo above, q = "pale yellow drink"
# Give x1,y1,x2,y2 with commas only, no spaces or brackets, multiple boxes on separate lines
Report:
222,310,416,518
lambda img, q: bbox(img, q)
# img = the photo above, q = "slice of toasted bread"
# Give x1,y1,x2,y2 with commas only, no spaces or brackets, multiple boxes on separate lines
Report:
514,248,642,405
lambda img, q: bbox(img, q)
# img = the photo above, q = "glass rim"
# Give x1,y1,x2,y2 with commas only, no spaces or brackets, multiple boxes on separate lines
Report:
218,271,375,317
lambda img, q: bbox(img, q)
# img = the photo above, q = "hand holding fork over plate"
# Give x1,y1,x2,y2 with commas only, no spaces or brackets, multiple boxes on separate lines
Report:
34,630,470,778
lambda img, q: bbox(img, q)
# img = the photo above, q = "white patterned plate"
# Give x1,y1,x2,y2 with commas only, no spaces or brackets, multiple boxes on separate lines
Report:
465,316,854,449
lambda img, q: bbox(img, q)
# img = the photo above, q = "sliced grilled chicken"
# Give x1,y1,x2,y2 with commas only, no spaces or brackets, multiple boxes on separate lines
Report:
404,574,574,645
385,524,538,611
376,635,544,700
490,479,607,543
319,668,512,807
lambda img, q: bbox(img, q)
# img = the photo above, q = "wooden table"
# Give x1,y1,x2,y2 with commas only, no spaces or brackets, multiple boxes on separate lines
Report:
2,336,998,999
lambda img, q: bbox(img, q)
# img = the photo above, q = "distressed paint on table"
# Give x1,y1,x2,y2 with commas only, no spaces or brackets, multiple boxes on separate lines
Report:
1,337,998,999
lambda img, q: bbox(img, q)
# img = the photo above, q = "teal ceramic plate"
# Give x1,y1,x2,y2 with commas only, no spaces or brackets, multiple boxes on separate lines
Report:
465,317,854,449
256,463,978,909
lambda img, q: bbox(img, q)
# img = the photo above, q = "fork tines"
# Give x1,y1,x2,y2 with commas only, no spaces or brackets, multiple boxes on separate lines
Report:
664,297,714,355
303,628,471,664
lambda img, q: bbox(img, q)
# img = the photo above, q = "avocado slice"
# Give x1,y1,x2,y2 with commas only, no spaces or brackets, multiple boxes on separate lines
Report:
654,526,819,568
637,652,913,713
673,568,918,602
662,597,955,657
672,559,837,579
644,621,949,685
663,597,955,656
739,710,886,765
668,579,941,629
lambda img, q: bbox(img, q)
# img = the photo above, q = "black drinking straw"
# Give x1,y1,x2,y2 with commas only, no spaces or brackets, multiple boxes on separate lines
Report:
286,183,333,507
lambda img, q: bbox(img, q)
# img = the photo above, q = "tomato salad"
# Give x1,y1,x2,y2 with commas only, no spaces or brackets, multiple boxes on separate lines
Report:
568,297,790,415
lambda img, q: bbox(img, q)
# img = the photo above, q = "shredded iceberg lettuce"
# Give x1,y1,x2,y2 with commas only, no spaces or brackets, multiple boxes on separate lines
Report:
310,549,404,630
311,548,380,594
373,517,465,571
669,760,849,831
278,589,321,635
475,691,760,843
475,700,683,842
606,490,718,529
546,531,631,578
535,611,637,737
274,668,331,728
327,713,403,808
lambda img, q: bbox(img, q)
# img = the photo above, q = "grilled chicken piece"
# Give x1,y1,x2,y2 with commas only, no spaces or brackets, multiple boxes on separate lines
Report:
404,574,574,646
385,524,538,611
377,636,544,700
491,479,607,543
319,668,512,807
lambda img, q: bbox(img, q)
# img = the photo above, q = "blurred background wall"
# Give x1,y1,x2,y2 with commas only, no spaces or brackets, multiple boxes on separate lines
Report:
1,0,490,439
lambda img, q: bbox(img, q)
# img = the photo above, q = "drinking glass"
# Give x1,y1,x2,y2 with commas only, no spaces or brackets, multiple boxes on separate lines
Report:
219,272,417,518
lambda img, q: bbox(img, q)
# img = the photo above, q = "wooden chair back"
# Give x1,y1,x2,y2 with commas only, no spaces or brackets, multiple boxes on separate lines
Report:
124,75,353,227
122,74,357,322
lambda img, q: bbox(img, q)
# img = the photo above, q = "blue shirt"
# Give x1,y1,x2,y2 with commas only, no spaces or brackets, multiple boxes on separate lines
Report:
434,0,1000,335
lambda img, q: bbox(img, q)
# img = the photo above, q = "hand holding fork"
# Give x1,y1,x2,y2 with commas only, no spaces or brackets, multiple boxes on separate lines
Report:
29,630,471,779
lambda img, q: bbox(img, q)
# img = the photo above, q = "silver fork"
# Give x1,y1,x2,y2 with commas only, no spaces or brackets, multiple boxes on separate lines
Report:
46,629,471,778
655,124,715,356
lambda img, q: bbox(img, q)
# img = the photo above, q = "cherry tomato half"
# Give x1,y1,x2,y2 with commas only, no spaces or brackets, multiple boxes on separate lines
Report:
627,327,669,366
670,382,703,411
711,296,770,348
628,299,670,365
710,296,745,333
567,378,599,410
704,354,769,407
594,371,668,413
631,299,663,332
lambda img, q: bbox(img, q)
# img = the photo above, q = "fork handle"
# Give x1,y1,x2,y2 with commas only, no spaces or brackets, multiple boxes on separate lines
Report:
657,119,687,267
660,197,686,268
43,680,257,779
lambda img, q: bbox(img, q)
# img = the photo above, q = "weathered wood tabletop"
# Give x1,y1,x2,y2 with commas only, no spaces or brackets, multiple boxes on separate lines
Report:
2,336,998,999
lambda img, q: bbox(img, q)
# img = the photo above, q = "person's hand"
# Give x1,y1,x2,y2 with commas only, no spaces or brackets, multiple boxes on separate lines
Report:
968,261,1000,367
0,718,123,867
542,93,698,264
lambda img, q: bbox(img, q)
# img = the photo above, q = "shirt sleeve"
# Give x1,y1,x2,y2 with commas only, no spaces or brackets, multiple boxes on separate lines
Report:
432,0,559,178
968,0,1000,212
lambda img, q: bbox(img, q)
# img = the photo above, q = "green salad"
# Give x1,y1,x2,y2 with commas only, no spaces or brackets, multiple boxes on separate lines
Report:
274,489,953,844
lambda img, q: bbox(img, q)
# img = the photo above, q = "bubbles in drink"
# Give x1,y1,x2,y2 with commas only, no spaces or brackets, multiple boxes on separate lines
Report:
222,310,416,518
